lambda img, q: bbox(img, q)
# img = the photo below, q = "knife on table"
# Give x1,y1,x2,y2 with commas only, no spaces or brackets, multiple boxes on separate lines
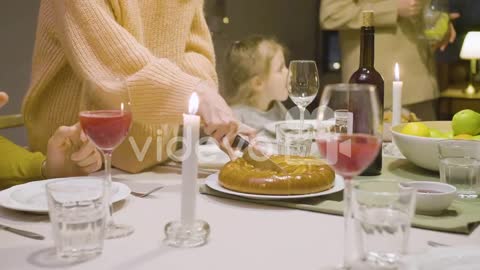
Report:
231,135,285,172
0,223,45,240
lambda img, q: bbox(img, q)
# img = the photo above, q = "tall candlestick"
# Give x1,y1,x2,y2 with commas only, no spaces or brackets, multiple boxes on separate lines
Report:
181,92,200,226
392,63,403,127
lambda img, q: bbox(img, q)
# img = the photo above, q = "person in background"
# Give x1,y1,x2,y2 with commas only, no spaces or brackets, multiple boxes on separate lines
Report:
224,36,290,131
320,0,457,120
23,0,241,173
0,92,101,189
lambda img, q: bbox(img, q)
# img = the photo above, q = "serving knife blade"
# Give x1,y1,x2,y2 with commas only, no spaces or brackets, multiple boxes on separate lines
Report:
0,224,45,240
232,135,285,172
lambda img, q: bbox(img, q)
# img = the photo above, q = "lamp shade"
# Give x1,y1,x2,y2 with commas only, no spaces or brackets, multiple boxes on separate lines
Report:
460,31,480,59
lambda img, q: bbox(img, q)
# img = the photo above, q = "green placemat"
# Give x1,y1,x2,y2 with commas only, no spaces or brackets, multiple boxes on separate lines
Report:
200,184,480,234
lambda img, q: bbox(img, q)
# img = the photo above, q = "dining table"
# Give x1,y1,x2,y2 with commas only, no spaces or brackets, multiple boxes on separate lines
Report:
1,155,480,270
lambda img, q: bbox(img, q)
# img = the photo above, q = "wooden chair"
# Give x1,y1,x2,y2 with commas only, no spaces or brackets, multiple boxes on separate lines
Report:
0,114,24,129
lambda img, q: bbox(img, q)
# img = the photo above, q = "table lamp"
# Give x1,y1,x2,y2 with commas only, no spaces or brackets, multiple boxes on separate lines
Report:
460,31,480,95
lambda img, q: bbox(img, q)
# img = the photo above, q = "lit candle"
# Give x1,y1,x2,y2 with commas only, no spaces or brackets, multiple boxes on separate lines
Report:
181,92,200,226
392,63,403,127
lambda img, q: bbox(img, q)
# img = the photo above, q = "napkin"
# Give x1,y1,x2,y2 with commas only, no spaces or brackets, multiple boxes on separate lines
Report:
200,185,480,234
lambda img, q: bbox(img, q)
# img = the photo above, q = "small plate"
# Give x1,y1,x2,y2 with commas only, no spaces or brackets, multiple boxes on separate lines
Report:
0,177,131,213
205,173,344,200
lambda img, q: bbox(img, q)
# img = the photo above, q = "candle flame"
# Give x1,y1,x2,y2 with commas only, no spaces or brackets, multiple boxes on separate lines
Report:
121,102,124,112
188,92,199,115
394,63,400,81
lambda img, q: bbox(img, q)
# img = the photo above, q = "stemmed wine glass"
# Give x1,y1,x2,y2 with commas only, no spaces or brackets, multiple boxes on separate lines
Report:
79,78,134,239
316,84,382,269
287,60,319,128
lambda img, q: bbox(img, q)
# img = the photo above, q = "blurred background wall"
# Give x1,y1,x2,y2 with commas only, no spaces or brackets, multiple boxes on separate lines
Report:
0,1,40,146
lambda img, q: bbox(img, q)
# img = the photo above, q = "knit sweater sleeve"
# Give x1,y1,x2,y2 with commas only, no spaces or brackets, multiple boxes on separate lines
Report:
178,4,218,85
52,0,210,124
320,0,398,30
0,136,45,189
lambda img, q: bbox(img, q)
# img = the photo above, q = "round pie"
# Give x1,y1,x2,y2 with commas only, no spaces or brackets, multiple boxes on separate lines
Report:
219,155,335,195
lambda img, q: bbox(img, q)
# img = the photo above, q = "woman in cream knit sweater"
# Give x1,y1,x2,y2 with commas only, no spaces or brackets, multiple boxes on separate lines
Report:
23,0,239,173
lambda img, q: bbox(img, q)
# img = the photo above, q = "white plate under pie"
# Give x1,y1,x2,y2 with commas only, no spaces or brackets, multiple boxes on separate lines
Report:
0,177,131,213
205,173,344,200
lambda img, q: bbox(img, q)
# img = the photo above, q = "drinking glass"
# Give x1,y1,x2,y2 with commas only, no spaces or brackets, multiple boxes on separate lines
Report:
416,0,450,44
316,83,382,268
46,178,107,258
287,60,319,128
276,122,314,157
352,180,416,268
79,78,134,239
438,140,480,199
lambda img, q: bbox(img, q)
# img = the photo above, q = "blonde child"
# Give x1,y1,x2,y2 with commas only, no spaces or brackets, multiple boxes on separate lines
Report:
224,36,290,131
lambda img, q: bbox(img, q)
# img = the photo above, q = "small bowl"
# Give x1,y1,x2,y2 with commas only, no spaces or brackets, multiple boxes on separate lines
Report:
403,181,457,215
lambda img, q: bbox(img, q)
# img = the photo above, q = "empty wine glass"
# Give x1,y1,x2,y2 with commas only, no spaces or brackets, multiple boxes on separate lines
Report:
79,78,134,239
287,60,319,128
316,83,382,269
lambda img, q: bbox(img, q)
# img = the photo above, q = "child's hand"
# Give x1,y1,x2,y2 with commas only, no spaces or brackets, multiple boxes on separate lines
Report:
0,92,9,109
45,123,102,178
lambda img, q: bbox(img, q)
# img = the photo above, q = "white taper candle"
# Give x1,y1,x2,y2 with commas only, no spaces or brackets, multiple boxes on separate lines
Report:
181,93,200,226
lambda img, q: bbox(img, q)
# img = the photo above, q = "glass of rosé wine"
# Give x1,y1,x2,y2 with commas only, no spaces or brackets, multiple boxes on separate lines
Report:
316,83,382,269
79,78,134,239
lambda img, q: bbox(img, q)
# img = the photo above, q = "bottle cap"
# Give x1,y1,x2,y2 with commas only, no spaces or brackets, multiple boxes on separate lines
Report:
362,10,374,27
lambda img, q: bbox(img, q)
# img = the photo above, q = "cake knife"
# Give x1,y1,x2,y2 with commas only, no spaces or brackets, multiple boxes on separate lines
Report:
231,135,285,172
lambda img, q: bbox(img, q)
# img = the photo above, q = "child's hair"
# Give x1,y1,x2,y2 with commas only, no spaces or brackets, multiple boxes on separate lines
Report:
224,35,286,106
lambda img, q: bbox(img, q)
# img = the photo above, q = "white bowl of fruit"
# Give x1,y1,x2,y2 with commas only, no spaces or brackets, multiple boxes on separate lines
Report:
391,110,480,171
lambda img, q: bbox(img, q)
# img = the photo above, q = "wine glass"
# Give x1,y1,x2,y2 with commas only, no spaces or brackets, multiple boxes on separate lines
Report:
79,78,134,239
417,0,450,44
316,83,382,268
287,60,319,129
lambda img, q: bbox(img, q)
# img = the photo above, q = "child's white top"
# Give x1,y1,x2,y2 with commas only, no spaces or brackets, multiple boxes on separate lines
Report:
232,101,289,131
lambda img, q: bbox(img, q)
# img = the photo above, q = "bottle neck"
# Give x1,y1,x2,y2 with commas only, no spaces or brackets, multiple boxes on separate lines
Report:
359,26,375,68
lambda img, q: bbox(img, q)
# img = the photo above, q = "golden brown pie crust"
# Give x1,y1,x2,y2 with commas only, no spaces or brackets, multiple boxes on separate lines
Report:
219,155,335,195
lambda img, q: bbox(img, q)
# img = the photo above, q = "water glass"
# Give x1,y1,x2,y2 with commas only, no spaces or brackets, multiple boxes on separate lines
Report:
438,140,480,199
46,178,107,258
276,122,314,156
352,180,416,268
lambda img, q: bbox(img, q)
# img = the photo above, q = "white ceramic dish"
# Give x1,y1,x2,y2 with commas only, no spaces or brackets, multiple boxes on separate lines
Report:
0,177,131,213
392,121,451,171
403,181,456,214
205,173,344,200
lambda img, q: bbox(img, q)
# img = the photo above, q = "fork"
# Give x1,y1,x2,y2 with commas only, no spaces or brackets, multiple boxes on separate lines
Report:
427,241,450,247
130,186,165,198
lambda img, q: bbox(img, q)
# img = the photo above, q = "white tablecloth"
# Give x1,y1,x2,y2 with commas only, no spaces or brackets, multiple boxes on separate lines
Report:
1,166,479,270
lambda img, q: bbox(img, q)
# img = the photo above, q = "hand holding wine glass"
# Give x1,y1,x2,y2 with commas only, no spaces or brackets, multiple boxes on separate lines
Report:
287,60,319,128
316,83,382,268
79,78,134,239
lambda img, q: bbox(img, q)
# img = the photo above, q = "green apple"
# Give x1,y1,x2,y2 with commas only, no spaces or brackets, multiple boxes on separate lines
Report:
452,109,480,136
444,131,454,138
429,128,448,138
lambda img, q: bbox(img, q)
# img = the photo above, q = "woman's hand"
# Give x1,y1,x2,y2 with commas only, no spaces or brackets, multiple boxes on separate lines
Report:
45,123,102,178
434,13,460,51
196,81,239,145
